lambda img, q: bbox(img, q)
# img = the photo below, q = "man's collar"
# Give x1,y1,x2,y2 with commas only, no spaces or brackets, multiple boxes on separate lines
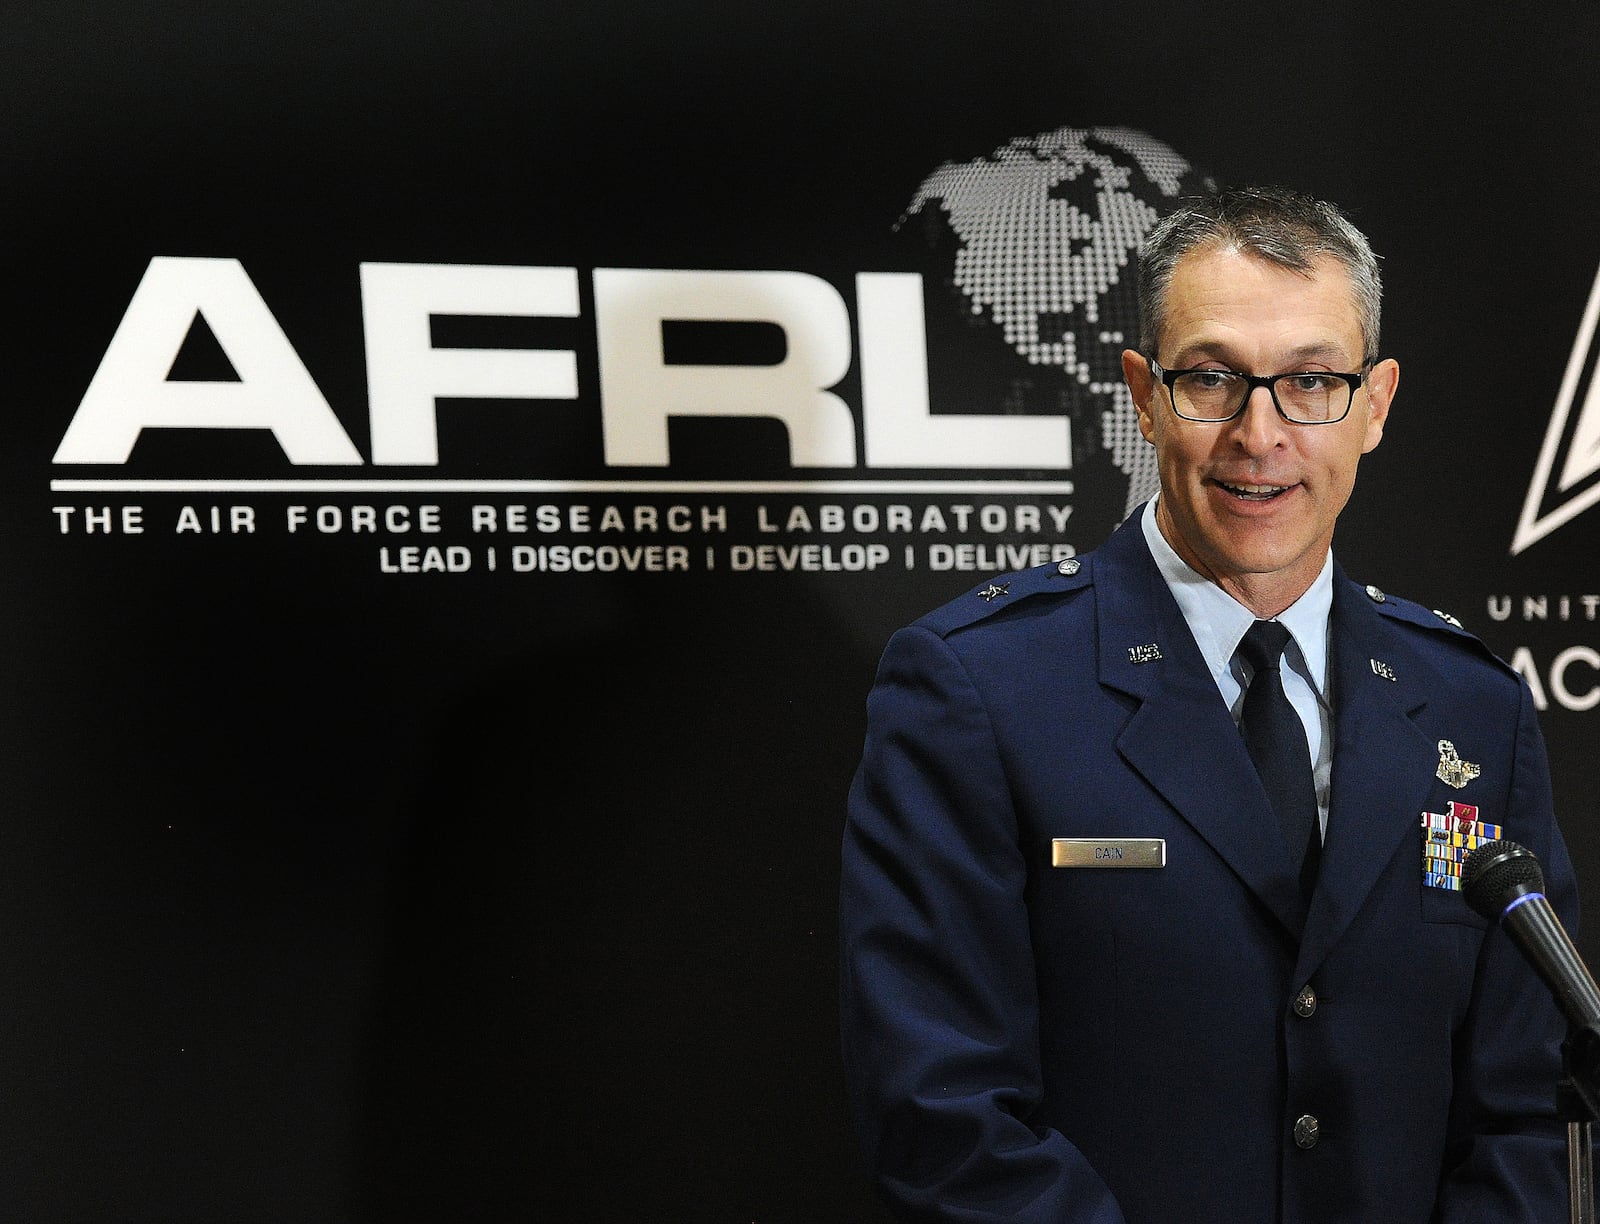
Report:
1140,497,1332,697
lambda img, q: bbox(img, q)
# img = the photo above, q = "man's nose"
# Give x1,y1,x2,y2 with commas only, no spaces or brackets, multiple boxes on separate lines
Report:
1231,385,1288,450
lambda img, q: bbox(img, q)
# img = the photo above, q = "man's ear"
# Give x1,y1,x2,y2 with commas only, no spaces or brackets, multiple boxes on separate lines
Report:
1360,357,1398,454
1122,349,1158,443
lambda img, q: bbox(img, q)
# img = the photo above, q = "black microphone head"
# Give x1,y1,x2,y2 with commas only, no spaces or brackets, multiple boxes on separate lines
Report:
1462,839,1546,921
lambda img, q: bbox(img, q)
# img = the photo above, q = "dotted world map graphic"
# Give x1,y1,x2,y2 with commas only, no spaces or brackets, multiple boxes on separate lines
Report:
899,125,1213,520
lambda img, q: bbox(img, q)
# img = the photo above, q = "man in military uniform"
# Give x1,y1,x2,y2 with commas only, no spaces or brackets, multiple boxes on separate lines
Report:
839,186,1580,1221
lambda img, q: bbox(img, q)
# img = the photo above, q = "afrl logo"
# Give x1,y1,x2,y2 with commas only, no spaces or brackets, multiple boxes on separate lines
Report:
1514,260,1600,554
53,127,1206,520
52,257,1072,482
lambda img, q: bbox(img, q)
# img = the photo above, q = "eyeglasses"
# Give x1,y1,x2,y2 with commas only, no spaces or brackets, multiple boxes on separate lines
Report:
1148,358,1368,425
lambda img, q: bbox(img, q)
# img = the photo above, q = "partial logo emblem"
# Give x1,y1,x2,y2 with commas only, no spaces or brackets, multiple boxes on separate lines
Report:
1513,258,1600,554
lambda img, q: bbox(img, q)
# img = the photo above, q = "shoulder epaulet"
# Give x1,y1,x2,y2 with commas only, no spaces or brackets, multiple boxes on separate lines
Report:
1360,582,1471,636
1359,582,1514,673
917,554,1093,638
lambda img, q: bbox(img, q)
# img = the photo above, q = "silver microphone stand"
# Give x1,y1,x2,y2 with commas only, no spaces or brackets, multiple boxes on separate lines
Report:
1561,1041,1598,1224
1569,1113,1593,1224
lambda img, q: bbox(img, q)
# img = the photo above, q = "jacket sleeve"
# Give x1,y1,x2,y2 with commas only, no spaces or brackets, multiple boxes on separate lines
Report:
839,623,1127,1223
1435,676,1585,1220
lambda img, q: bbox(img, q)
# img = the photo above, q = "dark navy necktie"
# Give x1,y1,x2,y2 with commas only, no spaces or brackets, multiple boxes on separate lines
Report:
1237,619,1321,897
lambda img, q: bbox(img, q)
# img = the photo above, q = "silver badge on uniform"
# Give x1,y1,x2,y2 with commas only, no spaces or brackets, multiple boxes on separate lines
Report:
1436,739,1481,789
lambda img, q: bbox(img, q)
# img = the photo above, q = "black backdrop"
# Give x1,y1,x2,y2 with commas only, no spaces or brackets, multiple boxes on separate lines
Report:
11,3,1600,1219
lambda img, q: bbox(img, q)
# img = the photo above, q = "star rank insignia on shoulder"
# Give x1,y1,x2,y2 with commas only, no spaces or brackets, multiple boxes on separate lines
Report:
918,555,1093,639
1364,584,1474,640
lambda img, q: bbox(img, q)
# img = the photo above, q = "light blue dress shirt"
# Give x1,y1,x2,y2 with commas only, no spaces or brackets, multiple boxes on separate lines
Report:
1140,499,1333,839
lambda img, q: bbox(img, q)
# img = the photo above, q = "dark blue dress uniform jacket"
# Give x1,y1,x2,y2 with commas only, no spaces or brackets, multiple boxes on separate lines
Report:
840,509,1580,1223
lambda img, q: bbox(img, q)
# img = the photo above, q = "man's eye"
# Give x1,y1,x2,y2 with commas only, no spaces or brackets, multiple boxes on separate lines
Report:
1287,373,1336,392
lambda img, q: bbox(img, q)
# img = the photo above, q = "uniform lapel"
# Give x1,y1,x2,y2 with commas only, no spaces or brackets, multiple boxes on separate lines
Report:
1096,518,1310,939
1295,572,1441,978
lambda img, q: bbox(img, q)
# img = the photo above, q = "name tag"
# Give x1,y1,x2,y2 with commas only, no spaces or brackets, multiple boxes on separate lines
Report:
1051,838,1166,868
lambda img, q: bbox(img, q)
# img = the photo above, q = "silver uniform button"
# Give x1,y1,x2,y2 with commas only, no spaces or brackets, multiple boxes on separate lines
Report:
1293,985,1317,1018
1293,1114,1320,1149
1057,558,1080,576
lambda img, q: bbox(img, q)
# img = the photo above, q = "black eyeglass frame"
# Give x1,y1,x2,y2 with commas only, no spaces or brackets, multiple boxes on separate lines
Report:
1147,357,1369,425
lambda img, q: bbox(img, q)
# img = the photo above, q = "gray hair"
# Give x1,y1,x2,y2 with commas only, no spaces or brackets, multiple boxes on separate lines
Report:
1136,185,1383,366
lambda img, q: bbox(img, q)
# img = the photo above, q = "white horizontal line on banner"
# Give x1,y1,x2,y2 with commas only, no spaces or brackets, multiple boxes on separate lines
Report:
48,479,1077,495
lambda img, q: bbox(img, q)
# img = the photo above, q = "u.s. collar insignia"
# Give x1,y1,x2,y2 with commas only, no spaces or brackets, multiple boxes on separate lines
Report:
977,582,1010,602
1436,739,1481,789
1127,643,1162,664
1369,658,1397,682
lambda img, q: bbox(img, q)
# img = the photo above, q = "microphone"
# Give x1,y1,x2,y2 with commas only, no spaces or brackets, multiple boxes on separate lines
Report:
1464,842,1600,1215
1462,839,1600,1030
